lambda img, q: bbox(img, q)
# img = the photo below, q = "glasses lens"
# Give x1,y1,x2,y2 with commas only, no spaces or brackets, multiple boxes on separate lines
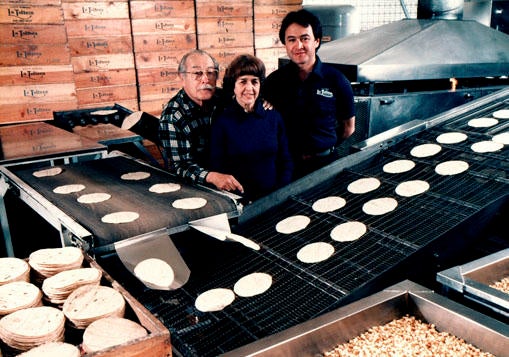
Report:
187,70,218,80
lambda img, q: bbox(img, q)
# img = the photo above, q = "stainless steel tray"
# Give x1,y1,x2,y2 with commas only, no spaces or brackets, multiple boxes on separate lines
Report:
223,280,509,357
437,248,509,317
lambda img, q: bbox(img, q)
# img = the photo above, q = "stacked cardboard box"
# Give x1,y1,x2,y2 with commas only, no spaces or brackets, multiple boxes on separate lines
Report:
0,0,76,123
253,0,302,75
196,0,254,83
130,0,196,117
62,0,138,111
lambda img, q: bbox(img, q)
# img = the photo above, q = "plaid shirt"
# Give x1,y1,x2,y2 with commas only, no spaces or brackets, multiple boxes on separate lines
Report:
159,88,221,184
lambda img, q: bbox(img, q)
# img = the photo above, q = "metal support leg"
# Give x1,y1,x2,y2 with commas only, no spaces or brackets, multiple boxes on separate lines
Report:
0,178,14,256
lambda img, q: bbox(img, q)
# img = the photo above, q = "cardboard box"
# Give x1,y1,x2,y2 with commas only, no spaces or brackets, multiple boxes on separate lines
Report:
76,84,138,106
0,23,67,44
73,69,137,89
139,98,171,118
62,2,129,20
132,33,196,53
134,49,188,69
0,65,74,86
195,3,253,18
0,43,71,66
138,81,181,102
0,4,64,25
0,100,77,124
198,32,254,49
196,17,252,34
65,19,132,37
136,67,180,86
0,83,76,105
207,47,255,71
131,17,195,35
129,1,194,19
70,53,135,73
68,35,133,56
253,4,302,18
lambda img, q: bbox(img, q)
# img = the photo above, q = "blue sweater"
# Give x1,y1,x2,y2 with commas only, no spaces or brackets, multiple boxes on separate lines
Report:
210,100,293,201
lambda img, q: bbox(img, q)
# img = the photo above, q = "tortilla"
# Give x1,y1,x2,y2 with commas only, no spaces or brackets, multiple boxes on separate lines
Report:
347,177,381,194
492,109,509,119
53,184,85,194
435,160,469,176
63,285,126,329
77,192,111,204
395,180,430,197
311,196,346,213
297,242,334,264
471,141,504,153
362,197,398,216
101,211,139,224
172,197,207,209
0,281,42,315
492,132,509,145
121,171,150,180
382,159,415,174
410,143,441,158
0,257,30,285
233,272,272,297
330,221,367,242
90,109,118,116
82,317,147,353
134,258,174,290
0,306,65,351
195,288,235,312
467,117,498,128
436,132,467,144
17,342,80,357
275,215,310,234
149,183,181,193
33,167,62,178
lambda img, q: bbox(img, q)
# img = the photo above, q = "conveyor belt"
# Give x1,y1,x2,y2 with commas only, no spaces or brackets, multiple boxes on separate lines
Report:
9,154,240,250
101,91,509,356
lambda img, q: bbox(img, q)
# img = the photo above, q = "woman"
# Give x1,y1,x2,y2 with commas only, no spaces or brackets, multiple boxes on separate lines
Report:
209,54,293,202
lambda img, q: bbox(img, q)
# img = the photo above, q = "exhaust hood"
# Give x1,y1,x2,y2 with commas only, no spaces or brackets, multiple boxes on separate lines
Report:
317,19,509,82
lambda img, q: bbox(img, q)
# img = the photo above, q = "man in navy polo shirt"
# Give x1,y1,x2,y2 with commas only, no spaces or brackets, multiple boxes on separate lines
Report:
263,9,356,179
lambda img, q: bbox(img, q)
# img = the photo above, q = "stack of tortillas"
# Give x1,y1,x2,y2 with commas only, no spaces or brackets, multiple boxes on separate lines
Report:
0,306,65,352
82,317,147,353
28,247,84,284
16,341,80,357
0,281,42,316
63,285,125,329
42,267,102,305
0,257,30,285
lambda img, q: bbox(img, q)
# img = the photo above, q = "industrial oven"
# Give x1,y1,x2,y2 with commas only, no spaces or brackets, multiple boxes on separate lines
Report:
93,87,508,356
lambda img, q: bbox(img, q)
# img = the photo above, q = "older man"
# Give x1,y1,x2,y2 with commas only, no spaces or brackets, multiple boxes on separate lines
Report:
159,49,244,193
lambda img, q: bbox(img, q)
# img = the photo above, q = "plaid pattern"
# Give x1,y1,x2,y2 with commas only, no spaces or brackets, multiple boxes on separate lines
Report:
159,89,219,184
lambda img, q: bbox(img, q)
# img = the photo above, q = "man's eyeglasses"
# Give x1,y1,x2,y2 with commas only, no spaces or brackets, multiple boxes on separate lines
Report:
181,70,219,81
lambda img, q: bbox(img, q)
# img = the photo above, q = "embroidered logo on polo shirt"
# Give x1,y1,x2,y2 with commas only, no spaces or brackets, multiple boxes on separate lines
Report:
316,88,333,98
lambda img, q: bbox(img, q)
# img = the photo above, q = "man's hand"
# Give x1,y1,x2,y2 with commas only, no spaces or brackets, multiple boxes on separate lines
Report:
206,172,244,193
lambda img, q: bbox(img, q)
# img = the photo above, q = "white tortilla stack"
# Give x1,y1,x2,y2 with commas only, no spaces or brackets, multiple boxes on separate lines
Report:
16,342,80,357
0,306,65,352
42,267,102,305
82,317,147,353
63,285,125,329
0,281,42,316
0,257,30,285
28,247,84,281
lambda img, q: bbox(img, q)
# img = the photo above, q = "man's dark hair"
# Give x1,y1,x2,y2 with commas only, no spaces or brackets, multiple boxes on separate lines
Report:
278,9,323,50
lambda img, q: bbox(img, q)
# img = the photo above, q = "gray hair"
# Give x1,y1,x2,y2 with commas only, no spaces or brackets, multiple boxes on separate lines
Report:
178,49,219,73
